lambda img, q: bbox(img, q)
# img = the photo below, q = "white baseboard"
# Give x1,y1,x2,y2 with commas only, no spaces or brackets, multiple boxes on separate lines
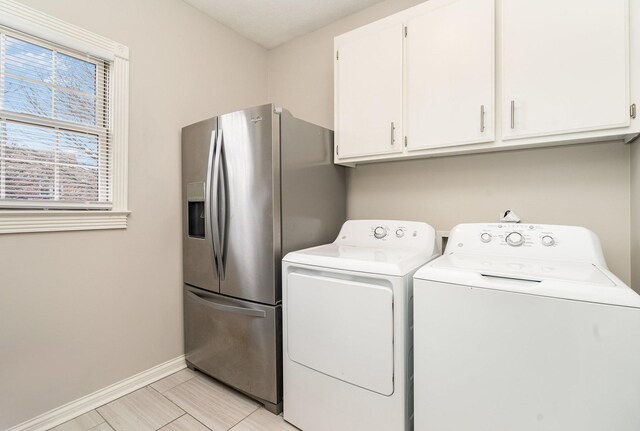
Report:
8,355,186,431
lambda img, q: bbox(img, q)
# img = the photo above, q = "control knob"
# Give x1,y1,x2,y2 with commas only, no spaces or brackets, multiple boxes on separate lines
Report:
541,235,555,247
480,233,492,243
396,229,405,238
506,231,525,247
373,226,387,239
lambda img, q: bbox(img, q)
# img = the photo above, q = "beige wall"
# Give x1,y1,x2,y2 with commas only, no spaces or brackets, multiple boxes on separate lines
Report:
1,0,267,428
632,143,640,287
348,143,631,283
267,0,633,286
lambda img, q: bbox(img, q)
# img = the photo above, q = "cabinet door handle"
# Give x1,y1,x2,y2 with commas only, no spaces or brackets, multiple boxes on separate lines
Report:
510,100,515,129
480,105,485,133
390,122,395,145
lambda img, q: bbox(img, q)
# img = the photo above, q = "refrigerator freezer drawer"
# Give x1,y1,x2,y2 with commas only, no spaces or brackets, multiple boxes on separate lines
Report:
184,285,282,405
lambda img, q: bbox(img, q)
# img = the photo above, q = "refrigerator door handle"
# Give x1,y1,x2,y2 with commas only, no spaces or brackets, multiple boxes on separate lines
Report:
212,129,225,280
205,129,218,275
218,133,228,279
186,291,266,318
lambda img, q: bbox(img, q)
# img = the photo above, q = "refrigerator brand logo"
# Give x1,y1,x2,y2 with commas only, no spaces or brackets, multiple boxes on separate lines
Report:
250,116,263,124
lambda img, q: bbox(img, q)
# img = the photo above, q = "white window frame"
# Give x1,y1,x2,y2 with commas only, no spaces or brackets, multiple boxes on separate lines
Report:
0,0,129,233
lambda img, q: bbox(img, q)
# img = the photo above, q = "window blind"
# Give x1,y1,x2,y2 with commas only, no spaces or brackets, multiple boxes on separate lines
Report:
0,27,112,209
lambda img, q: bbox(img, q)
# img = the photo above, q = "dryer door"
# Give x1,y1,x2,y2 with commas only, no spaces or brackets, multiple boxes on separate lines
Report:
287,272,394,396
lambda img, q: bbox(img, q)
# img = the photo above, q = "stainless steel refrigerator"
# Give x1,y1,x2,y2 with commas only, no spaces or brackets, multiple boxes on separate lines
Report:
182,104,346,413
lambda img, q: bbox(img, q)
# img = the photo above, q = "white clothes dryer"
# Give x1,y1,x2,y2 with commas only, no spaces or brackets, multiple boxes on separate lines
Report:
414,223,640,431
282,220,439,431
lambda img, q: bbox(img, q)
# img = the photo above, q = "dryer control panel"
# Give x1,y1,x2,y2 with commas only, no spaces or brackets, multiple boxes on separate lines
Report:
371,224,413,240
445,223,607,267
335,220,437,252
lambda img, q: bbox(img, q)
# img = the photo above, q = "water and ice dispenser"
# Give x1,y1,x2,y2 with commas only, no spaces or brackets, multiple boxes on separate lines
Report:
187,182,205,239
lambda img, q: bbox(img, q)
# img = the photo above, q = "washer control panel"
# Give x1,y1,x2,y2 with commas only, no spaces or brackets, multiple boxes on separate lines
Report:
445,223,607,267
475,224,559,249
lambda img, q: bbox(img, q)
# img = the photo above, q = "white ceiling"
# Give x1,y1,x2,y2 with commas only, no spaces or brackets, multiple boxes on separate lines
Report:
183,0,386,49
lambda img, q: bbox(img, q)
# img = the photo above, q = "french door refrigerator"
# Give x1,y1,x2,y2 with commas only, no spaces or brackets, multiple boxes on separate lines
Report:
182,104,346,413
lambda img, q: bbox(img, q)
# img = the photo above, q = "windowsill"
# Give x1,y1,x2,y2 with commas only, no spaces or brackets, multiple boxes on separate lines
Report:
0,210,130,234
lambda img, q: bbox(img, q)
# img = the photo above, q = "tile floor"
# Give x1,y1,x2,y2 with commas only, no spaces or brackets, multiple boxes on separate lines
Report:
49,369,298,431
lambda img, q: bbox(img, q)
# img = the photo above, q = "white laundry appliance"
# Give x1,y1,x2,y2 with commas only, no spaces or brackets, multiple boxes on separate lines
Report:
413,223,640,431
282,220,439,431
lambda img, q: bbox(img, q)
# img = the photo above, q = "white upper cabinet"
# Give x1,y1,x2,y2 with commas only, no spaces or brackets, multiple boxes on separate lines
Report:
334,0,639,165
335,23,404,159
406,0,495,150
501,0,630,139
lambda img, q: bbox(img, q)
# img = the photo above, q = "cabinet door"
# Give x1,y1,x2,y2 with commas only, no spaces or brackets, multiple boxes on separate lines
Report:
406,0,495,150
336,23,403,159
502,0,630,139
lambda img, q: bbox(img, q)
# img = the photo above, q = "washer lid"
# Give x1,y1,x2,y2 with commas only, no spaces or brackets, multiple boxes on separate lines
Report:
414,253,640,308
284,243,433,276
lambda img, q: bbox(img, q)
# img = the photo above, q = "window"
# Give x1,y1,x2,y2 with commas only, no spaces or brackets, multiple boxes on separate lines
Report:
0,0,129,233
1,30,111,208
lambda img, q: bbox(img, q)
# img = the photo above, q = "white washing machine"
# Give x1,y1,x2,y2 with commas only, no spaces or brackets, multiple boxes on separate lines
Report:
413,223,640,431
282,220,439,431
